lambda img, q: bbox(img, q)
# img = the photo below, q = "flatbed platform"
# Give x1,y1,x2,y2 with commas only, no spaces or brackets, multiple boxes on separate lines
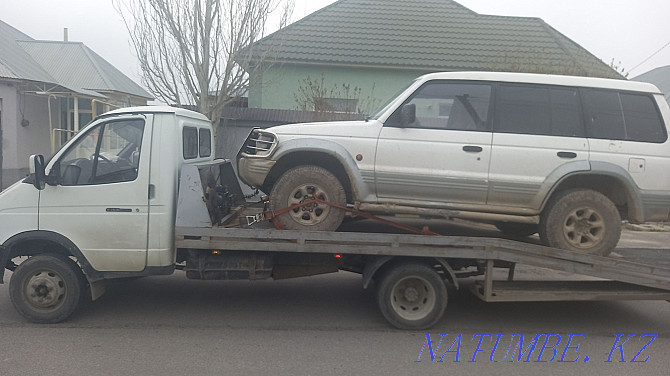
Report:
175,226,670,298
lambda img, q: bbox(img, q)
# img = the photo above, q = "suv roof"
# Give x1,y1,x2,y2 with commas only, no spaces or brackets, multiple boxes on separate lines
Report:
420,71,661,94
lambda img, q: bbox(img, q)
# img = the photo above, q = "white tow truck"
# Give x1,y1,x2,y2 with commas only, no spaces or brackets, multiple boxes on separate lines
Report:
0,106,668,329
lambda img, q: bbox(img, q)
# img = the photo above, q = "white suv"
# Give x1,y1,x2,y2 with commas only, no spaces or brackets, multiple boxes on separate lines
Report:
238,72,670,255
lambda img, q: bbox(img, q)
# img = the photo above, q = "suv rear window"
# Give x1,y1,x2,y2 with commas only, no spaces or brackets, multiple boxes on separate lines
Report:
581,89,666,143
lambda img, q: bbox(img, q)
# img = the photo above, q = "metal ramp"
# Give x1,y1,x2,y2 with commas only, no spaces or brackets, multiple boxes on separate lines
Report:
473,280,670,302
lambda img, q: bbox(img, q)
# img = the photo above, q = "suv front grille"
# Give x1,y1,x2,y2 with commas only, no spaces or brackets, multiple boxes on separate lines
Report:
241,129,277,156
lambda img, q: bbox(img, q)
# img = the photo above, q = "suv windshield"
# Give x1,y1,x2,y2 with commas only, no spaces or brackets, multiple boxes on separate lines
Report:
369,79,418,120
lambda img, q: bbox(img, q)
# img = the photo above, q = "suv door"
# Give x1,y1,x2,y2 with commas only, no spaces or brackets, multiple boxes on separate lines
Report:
39,116,152,272
488,84,589,209
375,81,493,204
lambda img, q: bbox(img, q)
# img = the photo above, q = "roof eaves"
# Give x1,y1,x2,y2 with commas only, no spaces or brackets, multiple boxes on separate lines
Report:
539,20,624,79
251,0,350,47
78,43,115,90
450,0,480,16
0,58,20,79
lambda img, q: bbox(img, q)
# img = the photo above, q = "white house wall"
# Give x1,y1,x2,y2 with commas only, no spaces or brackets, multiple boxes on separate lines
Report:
0,82,18,188
0,83,57,188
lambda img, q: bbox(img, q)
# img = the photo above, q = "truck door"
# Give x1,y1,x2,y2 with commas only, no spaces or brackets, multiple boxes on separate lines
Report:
39,116,152,272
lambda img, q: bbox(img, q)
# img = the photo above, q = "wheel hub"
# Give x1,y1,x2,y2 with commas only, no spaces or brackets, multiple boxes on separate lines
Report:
391,276,436,320
563,207,605,249
403,287,419,302
288,184,330,225
25,271,66,309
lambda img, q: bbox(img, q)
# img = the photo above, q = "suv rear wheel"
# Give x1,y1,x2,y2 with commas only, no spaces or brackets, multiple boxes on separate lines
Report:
269,165,346,231
539,189,621,256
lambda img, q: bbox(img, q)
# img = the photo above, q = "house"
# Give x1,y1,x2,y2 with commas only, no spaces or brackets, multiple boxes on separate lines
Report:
243,0,622,114
0,20,151,188
633,65,670,102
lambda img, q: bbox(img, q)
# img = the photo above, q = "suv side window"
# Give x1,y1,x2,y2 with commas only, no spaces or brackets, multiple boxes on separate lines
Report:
386,82,492,131
620,93,667,142
495,84,584,137
58,119,145,186
581,89,667,143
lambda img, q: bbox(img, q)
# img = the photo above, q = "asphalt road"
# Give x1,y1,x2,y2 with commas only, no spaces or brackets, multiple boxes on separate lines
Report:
0,223,668,376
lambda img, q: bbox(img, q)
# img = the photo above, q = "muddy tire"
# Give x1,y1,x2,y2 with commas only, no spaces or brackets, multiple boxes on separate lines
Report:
269,165,346,231
9,254,85,323
539,189,621,256
494,222,538,237
376,262,447,330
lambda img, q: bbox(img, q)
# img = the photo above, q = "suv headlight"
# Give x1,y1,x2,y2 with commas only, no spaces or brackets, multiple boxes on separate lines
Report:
240,129,277,157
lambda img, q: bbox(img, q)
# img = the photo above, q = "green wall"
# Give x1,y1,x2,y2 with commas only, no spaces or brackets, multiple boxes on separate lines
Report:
249,64,432,114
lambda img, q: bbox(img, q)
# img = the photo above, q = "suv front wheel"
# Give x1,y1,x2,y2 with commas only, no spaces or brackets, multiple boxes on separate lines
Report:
269,165,346,231
539,189,621,256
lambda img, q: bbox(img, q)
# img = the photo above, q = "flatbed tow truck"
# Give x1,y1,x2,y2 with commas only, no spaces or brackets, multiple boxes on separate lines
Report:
171,162,670,329
0,107,668,329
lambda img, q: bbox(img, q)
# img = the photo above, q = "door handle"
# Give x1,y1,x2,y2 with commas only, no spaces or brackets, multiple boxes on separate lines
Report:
463,145,483,153
557,151,577,159
106,208,133,213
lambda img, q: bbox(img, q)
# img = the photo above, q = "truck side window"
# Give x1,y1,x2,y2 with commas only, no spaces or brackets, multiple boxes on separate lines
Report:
58,119,145,186
386,82,491,131
199,128,211,157
183,127,198,159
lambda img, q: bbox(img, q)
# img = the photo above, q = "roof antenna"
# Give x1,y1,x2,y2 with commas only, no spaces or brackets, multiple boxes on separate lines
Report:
63,28,68,42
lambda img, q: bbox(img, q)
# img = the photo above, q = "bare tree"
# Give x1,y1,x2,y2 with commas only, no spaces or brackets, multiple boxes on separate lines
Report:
294,74,380,121
115,0,294,124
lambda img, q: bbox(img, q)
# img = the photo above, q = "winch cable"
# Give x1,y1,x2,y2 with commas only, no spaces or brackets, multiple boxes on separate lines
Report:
265,197,440,236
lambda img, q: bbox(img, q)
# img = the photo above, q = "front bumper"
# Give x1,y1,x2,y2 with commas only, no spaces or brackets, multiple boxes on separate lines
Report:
237,156,277,188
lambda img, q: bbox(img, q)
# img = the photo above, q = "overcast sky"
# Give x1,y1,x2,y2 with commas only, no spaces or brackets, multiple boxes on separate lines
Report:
0,0,668,88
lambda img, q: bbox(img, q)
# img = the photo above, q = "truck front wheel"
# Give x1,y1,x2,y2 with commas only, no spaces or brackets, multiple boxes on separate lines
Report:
9,254,85,323
269,165,346,231
376,262,448,330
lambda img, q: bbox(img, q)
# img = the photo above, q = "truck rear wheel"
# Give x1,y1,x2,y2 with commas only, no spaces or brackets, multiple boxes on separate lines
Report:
269,165,346,231
376,262,447,330
9,254,85,323
539,189,621,256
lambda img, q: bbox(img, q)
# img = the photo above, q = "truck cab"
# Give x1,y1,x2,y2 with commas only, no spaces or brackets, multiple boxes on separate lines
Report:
0,106,214,283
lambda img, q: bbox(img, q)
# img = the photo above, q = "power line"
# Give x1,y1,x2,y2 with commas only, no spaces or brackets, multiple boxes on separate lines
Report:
629,41,670,73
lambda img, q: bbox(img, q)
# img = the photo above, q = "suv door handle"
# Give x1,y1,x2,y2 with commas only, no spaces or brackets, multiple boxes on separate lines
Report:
557,151,577,159
463,145,483,153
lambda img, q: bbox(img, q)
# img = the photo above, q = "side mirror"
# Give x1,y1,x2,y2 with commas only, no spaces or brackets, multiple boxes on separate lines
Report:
400,104,416,127
28,154,46,190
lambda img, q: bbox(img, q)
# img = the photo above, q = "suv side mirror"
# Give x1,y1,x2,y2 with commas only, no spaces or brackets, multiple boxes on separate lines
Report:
28,154,46,190
401,104,416,127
